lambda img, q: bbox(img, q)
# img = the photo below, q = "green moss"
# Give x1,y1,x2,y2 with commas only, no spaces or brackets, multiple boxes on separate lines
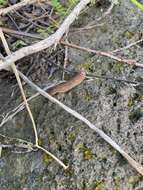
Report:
76,143,95,160
128,175,143,186
114,61,124,73
128,97,135,107
68,132,76,142
124,31,134,39
36,28,49,37
12,40,27,50
43,153,53,165
38,138,44,146
131,0,143,11
128,94,143,107
0,0,7,6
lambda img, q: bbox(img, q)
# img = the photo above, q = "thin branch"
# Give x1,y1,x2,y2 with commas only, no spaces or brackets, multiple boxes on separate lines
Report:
0,133,35,150
0,29,39,146
60,41,143,68
0,27,44,40
0,0,91,71
18,71,143,175
112,38,143,53
0,0,38,16
37,145,68,169
70,23,104,33
96,0,115,21
62,30,69,79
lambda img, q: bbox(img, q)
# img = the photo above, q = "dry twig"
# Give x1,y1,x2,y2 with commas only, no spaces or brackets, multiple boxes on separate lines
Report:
112,38,143,53
63,30,69,79
0,26,43,40
60,41,143,68
96,0,115,21
0,0,38,16
0,29,38,146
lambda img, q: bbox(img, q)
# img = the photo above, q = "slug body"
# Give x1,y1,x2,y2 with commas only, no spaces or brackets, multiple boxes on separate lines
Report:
47,70,86,96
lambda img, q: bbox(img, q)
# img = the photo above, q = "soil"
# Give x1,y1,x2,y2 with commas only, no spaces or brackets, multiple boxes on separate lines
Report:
0,0,143,190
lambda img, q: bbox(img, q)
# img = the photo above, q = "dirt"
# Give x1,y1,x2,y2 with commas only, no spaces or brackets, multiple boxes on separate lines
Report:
0,0,143,190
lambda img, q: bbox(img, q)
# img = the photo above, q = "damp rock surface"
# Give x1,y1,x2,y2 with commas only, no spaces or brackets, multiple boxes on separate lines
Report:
0,1,143,190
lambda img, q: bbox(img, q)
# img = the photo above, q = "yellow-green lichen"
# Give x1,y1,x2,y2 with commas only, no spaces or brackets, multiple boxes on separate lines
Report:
113,177,121,190
84,149,93,160
128,94,143,107
76,143,95,160
114,61,124,73
124,31,134,39
95,181,106,190
84,90,93,101
43,153,53,165
78,62,94,73
68,132,76,142
38,138,44,146
128,175,143,186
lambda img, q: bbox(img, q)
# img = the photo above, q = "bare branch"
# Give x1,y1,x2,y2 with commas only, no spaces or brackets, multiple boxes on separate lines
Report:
0,0,37,16
60,41,143,68
0,26,43,40
37,145,68,170
0,29,39,146
0,133,35,151
112,38,143,53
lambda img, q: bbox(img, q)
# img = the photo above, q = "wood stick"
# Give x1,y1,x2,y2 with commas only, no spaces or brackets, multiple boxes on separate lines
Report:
0,28,39,146
60,41,143,68
0,27,44,40
0,0,37,16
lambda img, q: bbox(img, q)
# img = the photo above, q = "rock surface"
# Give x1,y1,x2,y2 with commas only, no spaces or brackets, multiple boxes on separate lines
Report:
0,1,143,189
